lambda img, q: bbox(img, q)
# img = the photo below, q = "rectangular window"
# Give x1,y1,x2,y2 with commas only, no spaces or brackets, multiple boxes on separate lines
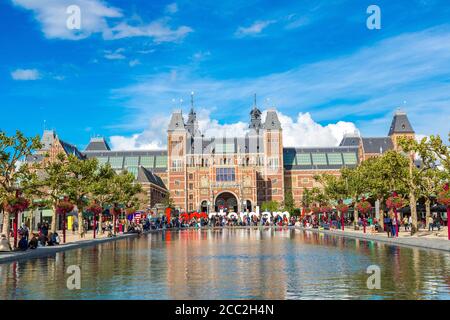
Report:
216,168,236,182
124,156,139,167
312,153,327,165
140,156,154,168
155,156,167,168
327,153,343,165
171,159,183,171
343,153,357,165
109,157,124,169
296,153,311,165
268,157,279,169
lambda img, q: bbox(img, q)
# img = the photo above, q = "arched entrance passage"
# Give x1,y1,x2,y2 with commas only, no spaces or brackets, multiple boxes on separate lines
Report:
215,192,238,213
200,200,208,213
244,200,252,212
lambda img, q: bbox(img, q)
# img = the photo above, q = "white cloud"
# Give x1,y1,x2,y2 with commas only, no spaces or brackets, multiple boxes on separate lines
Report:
108,108,357,150
235,20,275,37
108,19,192,42
112,26,450,140
12,0,122,40
277,112,358,147
165,3,178,14
11,68,40,80
11,0,192,42
129,59,141,67
104,48,126,60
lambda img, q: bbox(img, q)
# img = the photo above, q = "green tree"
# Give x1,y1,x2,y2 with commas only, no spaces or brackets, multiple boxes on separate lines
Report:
282,190,295,213
340,167,368,226
64,155,99,237
162,193,175,209
90,163,117,231
0,131,41,237
261,200,280,212
399,135,449,234
33,152,71,232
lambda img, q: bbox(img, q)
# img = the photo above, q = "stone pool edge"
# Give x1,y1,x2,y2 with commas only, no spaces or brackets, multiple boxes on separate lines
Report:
296,226,450,253
0,232,141,265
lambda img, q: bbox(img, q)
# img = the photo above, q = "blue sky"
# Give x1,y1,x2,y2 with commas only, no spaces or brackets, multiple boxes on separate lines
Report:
0,0,449,150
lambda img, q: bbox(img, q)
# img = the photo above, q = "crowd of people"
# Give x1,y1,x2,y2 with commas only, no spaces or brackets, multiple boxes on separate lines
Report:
0,210,446,253
0,222,61,253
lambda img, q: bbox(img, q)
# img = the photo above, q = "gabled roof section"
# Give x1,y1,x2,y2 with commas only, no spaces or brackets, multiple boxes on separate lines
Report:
362,137,394,154
137,166,167,190
85,137,111,152
388,111,414,136
59,139,85,159
263,109,281,130
168,110,185,131
40,130,57,150
339,133,361,147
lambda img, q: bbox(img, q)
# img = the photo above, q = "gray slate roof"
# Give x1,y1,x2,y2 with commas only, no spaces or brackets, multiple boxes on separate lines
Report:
85,137,111,151
388,111,414,136
137,166,167,189
362,137,394,154
168,110,185,131
339,135,361,147
263,109,282,130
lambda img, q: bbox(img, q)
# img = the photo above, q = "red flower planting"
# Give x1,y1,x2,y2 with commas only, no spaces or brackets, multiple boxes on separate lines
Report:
311,206,320,214
386,196,405,210
5,197,30,214
437,184,450,207
56,200,74,215
320,206,332,213
336,203,349,214
87,204,102,215
357,201,372,214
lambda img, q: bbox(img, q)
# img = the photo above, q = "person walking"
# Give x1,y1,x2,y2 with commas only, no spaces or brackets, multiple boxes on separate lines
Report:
384,215,392,237
428,215,434,231
403,216,409,231
391,214,397,237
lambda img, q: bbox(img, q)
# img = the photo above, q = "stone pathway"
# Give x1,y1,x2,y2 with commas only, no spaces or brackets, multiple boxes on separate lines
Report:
298,226,450,252
0,230,136,264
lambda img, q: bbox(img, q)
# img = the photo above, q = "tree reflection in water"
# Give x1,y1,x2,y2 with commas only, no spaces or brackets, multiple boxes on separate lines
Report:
0,228,449,300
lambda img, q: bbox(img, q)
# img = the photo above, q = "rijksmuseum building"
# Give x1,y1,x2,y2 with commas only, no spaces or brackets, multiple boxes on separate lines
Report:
33,105,415,214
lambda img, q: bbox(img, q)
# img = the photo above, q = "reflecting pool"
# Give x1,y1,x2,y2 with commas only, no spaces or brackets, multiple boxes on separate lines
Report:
1,228,449,299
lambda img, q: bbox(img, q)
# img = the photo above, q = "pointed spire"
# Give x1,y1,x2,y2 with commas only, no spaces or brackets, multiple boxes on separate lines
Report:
190,91,194,111
249,94,262,130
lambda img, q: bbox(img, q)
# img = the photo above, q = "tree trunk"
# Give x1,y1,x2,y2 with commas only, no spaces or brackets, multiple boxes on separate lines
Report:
78,206,84,238
99,213,103,234
51,203,58,233
2,210,10,239
425,198,431,230
409,151,418,235
353,202,359,229
410,191,418,235
379,209,384,230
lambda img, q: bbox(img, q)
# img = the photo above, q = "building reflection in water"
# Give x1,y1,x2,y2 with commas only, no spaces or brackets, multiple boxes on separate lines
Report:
0,228,449,300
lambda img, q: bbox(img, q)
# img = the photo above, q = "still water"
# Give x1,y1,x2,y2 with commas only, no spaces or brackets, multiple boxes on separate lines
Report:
1,228,449,300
